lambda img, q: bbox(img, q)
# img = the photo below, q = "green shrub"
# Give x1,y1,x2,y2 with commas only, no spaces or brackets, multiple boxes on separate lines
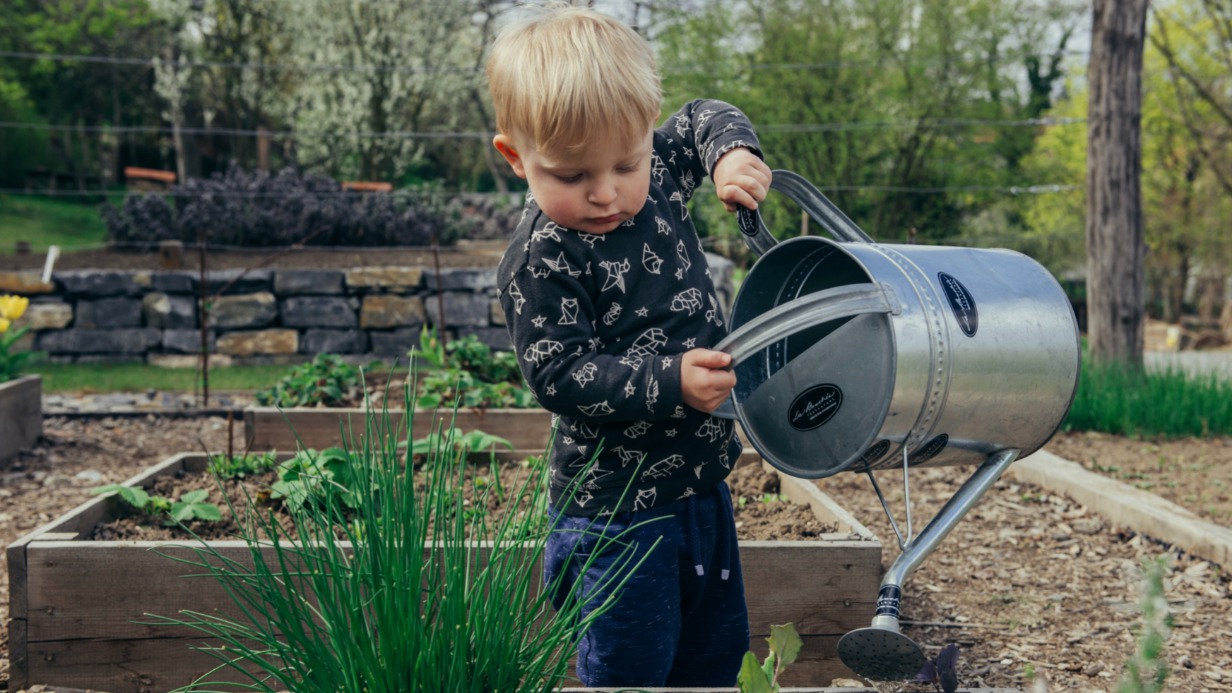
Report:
413,329,536,409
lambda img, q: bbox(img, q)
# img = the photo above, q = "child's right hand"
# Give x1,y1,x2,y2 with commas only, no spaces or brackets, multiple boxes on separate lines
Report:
712,148,772,213
681,348,737,413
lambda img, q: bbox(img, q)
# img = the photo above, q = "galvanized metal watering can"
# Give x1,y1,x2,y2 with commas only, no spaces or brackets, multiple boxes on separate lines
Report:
714,171,1081,681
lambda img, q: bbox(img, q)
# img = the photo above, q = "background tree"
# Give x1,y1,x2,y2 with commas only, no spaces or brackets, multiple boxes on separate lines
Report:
195,0,296,172
1149,0,1232,329
280,0,487,183
651,0,1085,254
1085,0,1149,367
2,0,169,188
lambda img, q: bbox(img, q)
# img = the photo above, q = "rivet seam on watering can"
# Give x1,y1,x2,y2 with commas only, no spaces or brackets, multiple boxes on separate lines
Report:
937,272,979,337
787,383,843,431
880,245,949,449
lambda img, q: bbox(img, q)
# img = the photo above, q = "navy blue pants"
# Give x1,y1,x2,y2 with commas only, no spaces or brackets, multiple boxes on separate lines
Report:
543,482,749,688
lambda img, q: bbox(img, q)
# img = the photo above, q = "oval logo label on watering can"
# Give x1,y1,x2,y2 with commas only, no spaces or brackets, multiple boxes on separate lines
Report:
909,433,949,464
938,272,978,337
787,384,843,431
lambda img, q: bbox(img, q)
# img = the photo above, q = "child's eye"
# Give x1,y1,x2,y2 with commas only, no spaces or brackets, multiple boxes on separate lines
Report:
555,173,583,184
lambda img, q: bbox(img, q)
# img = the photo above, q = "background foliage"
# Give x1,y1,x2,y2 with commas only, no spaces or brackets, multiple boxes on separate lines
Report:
0,0,1229,313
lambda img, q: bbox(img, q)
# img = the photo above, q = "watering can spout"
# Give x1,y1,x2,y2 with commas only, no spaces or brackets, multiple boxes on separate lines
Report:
837,448,1020,681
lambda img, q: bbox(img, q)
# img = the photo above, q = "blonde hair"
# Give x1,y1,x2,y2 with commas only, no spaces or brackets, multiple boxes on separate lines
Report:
486,4,661,155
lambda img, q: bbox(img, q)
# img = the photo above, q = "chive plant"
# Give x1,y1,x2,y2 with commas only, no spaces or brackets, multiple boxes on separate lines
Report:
152,374,656,692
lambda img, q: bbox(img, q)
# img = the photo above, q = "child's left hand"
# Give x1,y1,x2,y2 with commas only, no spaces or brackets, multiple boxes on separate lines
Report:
713,148,772,213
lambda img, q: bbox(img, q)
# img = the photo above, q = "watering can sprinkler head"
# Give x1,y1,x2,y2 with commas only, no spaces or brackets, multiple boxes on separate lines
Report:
837,586,926,681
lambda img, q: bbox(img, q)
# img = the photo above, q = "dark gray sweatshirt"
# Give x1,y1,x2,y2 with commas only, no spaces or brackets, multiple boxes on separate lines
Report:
497,99,763,516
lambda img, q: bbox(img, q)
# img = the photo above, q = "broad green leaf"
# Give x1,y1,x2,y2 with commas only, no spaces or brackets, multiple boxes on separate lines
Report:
736,650,774,693
768,622,802,668
180,489,209,505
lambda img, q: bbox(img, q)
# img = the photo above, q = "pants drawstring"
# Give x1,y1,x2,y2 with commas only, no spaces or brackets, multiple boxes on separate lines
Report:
685,484,735,580
715,482,734,581
686,493,705,576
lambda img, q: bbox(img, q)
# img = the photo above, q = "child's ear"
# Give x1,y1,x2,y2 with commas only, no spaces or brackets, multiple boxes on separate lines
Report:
493,134,527,179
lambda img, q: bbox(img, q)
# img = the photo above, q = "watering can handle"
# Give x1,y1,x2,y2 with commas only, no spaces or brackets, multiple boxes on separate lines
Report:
714,282,898,366
710,282,898,419
735,170,876,257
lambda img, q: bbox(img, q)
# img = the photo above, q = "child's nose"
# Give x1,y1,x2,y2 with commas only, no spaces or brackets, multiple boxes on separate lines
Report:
588,179,618,206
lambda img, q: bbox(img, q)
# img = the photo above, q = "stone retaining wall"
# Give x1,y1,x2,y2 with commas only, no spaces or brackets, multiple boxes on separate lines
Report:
2,255,734,366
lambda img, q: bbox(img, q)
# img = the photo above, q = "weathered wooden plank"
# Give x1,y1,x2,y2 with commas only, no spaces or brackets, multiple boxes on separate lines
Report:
0,374,42,462
22,632,851,692
244,406,557,452
25,541,876,643
22,637,263,693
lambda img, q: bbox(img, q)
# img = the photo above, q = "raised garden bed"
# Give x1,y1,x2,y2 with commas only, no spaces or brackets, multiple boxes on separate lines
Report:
244,405,556,452
0,374,42,463
7,451,881,692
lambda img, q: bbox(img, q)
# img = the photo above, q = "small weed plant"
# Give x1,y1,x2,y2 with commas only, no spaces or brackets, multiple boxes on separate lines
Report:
149,378,654,692
206,451,280,479
1116,554,1172,693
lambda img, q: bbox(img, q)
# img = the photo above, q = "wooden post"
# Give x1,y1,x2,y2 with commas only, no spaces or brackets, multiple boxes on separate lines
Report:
159,240,184,269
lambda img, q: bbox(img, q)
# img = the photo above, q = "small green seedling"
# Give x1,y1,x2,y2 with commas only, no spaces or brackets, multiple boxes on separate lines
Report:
270,447,359,511
207,450,280,479
737,622,802,693
168,489,224,523
90,484,222,525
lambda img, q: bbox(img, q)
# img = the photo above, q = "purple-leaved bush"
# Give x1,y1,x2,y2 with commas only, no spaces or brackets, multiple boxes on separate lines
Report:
99,165,519,249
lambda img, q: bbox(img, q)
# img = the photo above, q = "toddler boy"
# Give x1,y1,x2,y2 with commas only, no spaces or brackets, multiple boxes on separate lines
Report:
487,4,771,687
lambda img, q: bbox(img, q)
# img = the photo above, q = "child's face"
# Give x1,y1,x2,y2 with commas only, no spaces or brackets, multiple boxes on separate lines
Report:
494,128,654,235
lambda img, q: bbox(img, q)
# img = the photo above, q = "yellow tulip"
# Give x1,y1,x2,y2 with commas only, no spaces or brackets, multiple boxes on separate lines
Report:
0,294,30,321
0,317,9,333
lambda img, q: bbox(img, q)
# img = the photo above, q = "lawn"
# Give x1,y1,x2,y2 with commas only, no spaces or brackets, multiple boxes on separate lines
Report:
0,195,116,253
33,362,291,394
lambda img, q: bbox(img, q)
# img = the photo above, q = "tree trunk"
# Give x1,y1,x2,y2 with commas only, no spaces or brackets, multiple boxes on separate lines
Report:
1085,0,1149,367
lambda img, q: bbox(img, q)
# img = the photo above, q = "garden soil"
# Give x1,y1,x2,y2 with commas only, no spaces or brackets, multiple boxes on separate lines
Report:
1,416,1230,692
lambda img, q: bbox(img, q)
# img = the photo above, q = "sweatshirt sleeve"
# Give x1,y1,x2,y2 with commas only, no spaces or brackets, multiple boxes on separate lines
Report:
657,99,764,205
